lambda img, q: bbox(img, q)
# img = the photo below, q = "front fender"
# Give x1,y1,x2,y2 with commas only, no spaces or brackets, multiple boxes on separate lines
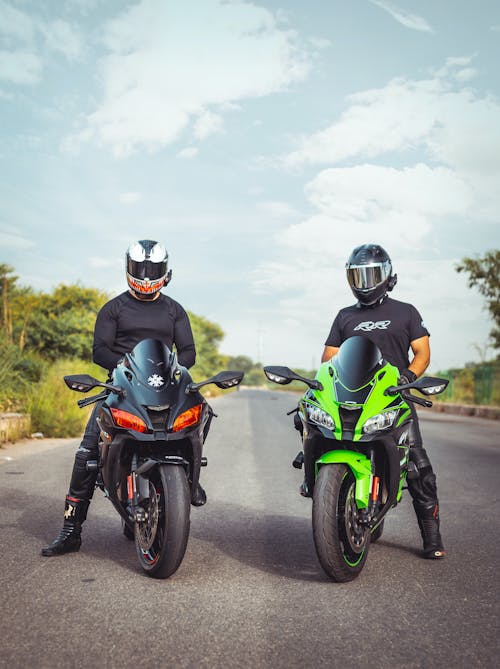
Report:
315,450,372,509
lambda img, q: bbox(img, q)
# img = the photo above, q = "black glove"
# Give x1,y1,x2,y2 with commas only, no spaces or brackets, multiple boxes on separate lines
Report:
398,368,417,386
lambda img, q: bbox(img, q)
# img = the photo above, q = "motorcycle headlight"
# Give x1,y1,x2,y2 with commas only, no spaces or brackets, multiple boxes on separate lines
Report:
304,404,335,430
362,410,398,434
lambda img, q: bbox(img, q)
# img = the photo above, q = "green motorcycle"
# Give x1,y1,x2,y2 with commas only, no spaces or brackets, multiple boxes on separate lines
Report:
264,335,448,582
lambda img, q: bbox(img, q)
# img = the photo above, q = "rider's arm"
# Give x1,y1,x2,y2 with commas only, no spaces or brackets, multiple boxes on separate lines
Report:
321,345,339,362
92,303,122,372
174,307,196,369
408,335,430,378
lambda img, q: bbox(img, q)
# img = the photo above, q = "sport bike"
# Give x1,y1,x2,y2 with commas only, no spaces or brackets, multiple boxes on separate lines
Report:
264,335,448,582
65,338,243,579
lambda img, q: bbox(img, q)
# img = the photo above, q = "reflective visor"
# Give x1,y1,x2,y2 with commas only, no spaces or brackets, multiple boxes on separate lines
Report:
127,258,167,281
346,261,391,291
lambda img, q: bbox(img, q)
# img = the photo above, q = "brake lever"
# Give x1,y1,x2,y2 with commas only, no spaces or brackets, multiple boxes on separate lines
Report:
77,390,109,408
401,390,433,409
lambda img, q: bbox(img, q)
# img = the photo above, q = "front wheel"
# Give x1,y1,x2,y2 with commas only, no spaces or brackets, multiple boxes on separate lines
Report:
312,464,370,582
135,464,190,579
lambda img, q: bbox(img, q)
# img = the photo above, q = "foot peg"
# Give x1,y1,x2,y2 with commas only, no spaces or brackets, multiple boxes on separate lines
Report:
292,451,304,469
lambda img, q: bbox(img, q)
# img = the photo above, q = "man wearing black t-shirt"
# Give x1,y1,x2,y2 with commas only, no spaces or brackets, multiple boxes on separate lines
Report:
317,244,445,559
42,240,205,557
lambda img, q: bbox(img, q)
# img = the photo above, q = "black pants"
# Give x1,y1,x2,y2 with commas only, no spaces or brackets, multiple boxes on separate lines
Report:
68,401,102,501
406,404,440,510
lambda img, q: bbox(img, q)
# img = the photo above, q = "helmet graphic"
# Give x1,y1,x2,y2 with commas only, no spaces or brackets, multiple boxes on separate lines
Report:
126,240,171,298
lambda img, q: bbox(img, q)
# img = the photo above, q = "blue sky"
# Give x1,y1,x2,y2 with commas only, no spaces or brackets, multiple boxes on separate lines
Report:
1,0,499,371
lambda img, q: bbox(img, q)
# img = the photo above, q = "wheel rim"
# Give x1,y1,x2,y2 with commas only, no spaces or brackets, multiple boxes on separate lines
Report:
338,474,368,566
136,480,163,566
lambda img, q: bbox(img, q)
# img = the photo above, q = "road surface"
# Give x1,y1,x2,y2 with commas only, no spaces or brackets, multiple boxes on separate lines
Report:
1,389,499,668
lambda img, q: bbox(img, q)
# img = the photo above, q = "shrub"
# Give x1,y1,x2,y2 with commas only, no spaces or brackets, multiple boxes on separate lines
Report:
29,358,105,437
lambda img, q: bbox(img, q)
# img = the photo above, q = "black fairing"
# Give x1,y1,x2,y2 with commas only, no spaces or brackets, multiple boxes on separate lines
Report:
333,336,383,389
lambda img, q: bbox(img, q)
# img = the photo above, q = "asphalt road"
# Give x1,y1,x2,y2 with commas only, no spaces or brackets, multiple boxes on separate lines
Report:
1,389,499,669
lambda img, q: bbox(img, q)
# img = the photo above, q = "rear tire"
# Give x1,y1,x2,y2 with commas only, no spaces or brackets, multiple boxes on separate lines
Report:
135,464,190,579
312,464,370,582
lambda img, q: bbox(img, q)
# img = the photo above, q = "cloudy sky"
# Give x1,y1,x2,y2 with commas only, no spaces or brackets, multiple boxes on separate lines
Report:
1,0,499,372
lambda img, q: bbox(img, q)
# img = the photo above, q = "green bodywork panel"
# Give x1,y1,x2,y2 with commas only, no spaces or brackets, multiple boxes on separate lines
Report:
315,450,373,509
301,360,409,441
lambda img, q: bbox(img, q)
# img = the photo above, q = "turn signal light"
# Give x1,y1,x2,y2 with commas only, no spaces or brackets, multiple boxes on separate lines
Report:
110,408,148,433
172,404,202,432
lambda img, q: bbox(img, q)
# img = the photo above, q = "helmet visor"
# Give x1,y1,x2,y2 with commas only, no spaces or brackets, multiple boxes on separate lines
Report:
127,258,167,281
347,261,391,291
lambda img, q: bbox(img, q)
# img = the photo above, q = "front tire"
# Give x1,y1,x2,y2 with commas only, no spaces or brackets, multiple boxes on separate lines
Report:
135,465,190,579
312,464,370,582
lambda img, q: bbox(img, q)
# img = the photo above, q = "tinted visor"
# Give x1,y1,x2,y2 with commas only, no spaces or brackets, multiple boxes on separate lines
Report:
127,258,167,281
347,261,391,291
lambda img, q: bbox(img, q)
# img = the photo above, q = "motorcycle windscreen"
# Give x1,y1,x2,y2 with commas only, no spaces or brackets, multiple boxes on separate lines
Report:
126,338,180,401
333,336,383,390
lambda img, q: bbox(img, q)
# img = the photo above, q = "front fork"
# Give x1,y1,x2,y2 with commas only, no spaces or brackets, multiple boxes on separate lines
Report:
357,448,381,529
127,453,147,522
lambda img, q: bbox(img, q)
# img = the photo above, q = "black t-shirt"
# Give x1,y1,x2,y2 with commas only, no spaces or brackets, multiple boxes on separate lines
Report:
92,291,196,372
324,297,429,372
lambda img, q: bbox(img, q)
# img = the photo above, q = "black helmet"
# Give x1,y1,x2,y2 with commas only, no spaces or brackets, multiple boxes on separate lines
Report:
126,240,172,298
346,243,397,306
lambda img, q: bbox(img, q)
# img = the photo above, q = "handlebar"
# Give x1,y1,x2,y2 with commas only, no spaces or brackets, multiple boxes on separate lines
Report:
385,386,433,408
77,391,109,408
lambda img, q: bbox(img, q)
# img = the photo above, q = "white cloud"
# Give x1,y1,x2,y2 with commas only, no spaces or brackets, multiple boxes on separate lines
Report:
369,0,434,33
69,0,311,156
177,147,199,159
284,62,500,184
0,1,35,41
193,110,224,140
256,200,300,218
119,192,142,204
0,50,42,84
41,19,83,61
0,228,36,249
453,67,478,82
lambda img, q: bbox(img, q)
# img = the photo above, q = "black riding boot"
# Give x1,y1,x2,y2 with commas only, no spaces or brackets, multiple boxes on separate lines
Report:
413,501,446,559
41,497,90,557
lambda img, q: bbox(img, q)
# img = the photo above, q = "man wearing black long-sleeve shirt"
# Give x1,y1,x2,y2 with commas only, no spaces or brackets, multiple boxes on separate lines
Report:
42,240,204,557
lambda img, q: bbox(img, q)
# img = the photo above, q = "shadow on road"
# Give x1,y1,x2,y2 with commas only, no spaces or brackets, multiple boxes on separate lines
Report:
7,487,420,580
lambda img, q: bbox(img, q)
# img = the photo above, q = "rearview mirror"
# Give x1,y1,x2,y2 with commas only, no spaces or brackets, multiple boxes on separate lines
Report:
64,374,101,392
263,366,323,391
186,370,244,393
414,376,449,396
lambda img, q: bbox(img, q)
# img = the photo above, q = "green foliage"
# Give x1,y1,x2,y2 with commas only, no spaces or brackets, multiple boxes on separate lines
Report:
0,265,109,360
188,311,225,381
456,250,500,352
434,359,499,406
0,339,46,412
24,284,109,360
28,358,104,437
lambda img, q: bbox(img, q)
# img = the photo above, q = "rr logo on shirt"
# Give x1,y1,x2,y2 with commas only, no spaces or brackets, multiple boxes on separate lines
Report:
354,320,391,332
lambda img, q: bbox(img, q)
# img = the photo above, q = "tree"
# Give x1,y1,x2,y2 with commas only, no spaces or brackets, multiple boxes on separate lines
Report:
456,250,500,353
188,312,225,380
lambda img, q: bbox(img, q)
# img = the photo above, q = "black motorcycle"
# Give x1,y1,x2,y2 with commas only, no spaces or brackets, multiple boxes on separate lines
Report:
64,338,243,579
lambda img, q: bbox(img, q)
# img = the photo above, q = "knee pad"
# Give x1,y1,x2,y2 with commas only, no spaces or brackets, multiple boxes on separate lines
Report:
409,447,431,471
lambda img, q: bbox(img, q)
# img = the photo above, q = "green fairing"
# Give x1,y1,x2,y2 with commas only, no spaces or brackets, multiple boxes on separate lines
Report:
309,360,406,441
315,451,372,508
